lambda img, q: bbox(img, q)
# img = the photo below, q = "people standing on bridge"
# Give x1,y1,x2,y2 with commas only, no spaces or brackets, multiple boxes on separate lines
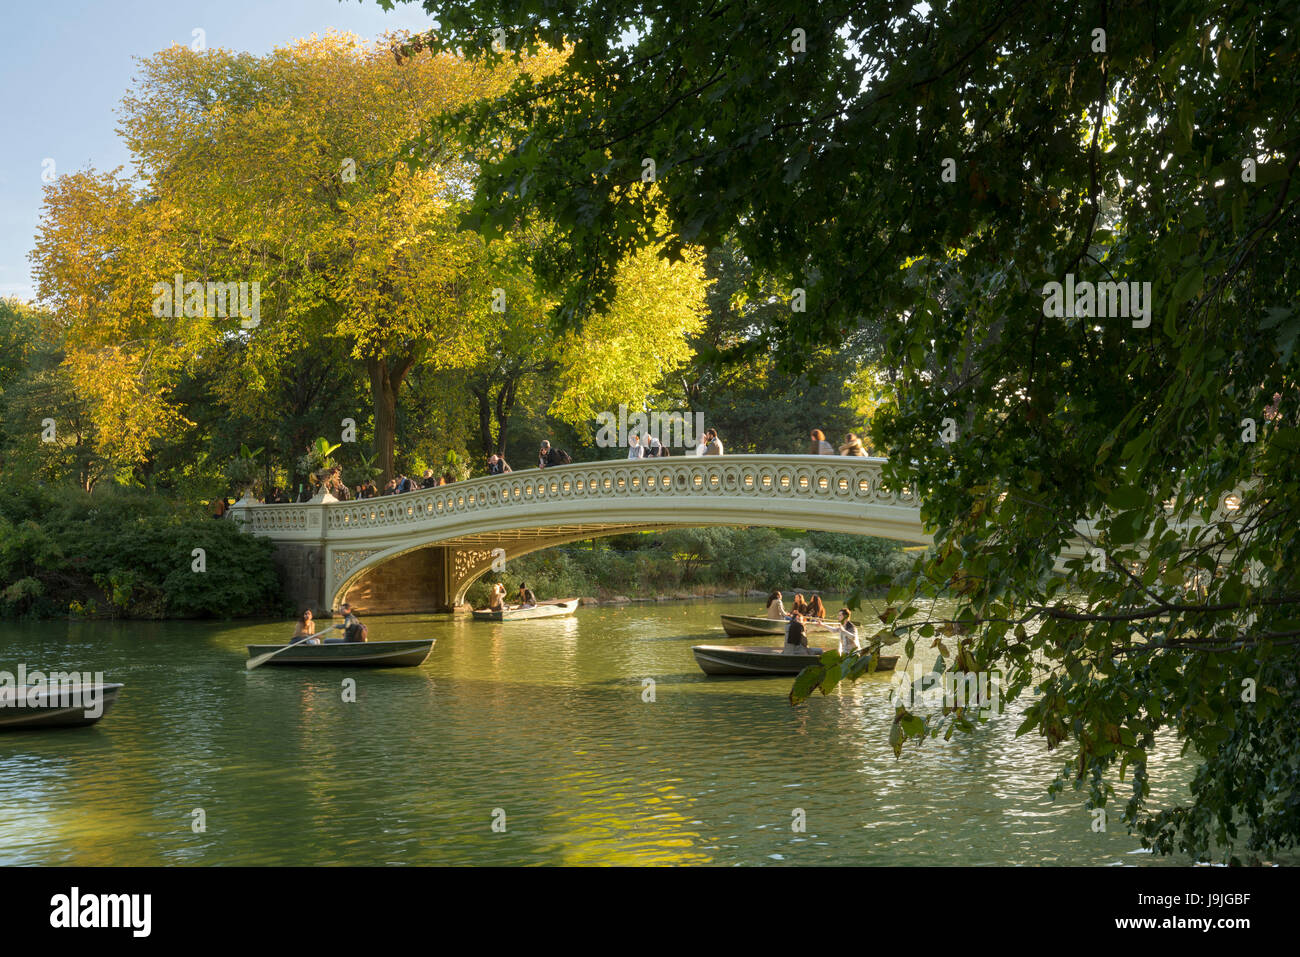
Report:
328,604,368,643
421,469,438,489
645,433,663,458
839,433,867,456
783,612,810,655
765,590,786,619
516,582,537,607
628,433,644,459
329,469,351,500
703,429,723,455
487,454,511,475
538,441,571,469
810,429,834,454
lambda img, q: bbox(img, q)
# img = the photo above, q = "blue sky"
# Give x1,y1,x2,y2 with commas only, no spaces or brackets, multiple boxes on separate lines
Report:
0,0,435,301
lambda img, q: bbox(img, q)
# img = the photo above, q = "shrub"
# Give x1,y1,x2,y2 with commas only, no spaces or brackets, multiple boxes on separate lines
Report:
0,484,281,619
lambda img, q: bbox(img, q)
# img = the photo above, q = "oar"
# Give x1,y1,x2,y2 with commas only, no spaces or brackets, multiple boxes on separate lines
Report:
246,633,321,670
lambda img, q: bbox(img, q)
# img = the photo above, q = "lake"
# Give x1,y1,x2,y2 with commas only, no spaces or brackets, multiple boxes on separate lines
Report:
0,599,1191,865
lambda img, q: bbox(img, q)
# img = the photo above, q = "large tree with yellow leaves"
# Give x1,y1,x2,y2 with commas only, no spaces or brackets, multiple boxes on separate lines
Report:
33,32,558,480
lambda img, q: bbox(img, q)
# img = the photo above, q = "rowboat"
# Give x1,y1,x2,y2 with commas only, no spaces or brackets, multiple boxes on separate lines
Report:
471,598,580,622
0,682,124,730
692,645,899,677
719,614,814,637
244,638,435,667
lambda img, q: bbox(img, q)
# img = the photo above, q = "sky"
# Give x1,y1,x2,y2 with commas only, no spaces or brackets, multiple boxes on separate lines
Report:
0,0,436,302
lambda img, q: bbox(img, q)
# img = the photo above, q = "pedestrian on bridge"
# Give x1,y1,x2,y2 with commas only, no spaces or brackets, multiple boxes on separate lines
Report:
839,433,867,456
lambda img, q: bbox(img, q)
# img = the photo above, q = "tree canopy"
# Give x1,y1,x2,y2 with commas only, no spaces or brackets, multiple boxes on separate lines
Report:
384,0,1300,862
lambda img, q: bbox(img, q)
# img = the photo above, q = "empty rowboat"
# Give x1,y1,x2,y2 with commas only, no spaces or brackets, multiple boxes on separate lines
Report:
472,598,580,622
692,645,898,677
244,638,435,668
0,682,124,730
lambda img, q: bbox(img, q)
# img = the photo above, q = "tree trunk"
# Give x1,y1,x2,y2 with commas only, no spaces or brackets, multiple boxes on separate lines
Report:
368,356,412,483
472,383,494,457
494,376,518,458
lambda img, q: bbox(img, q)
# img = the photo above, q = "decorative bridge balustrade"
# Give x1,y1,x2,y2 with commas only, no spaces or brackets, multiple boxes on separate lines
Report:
236,456,917,537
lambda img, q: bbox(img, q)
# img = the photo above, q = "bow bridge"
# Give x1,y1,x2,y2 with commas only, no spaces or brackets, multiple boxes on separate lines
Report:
229,455,937,615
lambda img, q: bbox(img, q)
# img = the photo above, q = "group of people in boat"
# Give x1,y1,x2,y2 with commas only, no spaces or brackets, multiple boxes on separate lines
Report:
291,604,368,645
764,589,860,656
486,582,537,610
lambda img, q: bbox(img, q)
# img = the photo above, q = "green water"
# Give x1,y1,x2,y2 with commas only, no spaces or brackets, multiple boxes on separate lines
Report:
0,599,1192,865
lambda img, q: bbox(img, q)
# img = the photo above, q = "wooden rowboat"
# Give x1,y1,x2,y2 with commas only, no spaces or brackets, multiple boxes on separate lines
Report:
244,638,434,667
720,614,801,638
0,682,124,730
471,598,580,622
692,645,899,677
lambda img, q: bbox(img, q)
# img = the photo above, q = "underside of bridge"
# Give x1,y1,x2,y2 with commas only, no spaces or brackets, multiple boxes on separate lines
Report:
330,522,672,615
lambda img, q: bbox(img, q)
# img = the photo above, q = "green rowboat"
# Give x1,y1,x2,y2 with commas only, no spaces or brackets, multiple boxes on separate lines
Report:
0,682,124,730
692,645,898,676
244,638,434,667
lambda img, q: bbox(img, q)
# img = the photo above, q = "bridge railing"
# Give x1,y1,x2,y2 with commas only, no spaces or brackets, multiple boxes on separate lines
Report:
230,455,918,538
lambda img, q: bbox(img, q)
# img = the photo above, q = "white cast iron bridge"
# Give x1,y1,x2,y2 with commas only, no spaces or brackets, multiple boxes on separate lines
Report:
228,454,1194,615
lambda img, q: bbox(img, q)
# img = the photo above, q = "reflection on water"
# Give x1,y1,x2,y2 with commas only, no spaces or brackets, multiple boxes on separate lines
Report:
0,600,1193,865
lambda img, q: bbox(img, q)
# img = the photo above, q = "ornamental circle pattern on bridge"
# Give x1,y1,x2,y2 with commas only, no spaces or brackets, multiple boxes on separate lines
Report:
310,457,914,532
230,457,920,537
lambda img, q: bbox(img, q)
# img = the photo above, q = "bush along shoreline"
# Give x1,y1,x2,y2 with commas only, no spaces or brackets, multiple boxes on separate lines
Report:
463,527,910,610
0,485,284,620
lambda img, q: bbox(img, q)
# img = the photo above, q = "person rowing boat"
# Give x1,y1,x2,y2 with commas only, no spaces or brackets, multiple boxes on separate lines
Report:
325,603,368,643
814,608,860,655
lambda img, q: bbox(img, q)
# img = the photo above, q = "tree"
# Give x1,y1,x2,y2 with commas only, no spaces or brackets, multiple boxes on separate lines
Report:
673,240,882,453
33,33,563,482
384,0,1300,862
442,220,709,458
0,299,112,491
